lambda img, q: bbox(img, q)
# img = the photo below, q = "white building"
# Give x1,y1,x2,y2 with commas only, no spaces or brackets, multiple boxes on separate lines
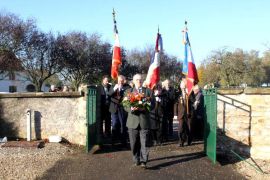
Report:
0,71,49,92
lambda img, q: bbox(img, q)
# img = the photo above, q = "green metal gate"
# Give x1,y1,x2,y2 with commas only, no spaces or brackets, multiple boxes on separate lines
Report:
86,85,100,152
203,88,217,164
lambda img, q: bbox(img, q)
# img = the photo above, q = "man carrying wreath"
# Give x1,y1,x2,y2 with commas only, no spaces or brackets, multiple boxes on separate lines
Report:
124,73,152,168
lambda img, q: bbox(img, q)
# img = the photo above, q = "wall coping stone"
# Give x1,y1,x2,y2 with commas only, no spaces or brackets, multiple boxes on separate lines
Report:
0,92,82,98
217,88,270,95
244,87,270,95
217,88,244,95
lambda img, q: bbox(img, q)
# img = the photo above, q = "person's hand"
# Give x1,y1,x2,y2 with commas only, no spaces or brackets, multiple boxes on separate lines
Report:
113,84,119,91
131,106,139,111
118,84,122,90
193,101,199,109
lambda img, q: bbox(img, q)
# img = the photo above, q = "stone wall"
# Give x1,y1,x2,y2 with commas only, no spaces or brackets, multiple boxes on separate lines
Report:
0,92,87,145
1,88,270,159
217,88,270,159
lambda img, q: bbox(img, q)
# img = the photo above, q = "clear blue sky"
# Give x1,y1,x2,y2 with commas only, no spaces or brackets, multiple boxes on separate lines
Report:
1,0,270,65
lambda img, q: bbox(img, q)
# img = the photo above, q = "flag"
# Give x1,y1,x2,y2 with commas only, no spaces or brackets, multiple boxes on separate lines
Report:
145,32,163,89
182,26,198,95
111,11,121,80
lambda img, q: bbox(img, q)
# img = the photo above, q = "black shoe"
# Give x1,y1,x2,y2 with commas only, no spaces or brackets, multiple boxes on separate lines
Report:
178,141,184,147
120,142,127,149
140,162,147,169
134,161,140,166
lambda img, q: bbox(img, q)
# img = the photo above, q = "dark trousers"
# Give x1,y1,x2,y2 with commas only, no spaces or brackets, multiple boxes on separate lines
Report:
161,117,168,142
168,117,173,136
178,116,193,145
100,105,111,136
151,127,162,144
128,127,150,163
193,116,204,139
111,107,127,144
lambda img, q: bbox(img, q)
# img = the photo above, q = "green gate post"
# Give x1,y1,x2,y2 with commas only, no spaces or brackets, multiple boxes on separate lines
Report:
86,85,101,152
203,88,217,164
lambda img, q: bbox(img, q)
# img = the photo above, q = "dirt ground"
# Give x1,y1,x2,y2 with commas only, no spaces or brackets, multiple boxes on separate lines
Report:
38,140,247,180
1,137,269,180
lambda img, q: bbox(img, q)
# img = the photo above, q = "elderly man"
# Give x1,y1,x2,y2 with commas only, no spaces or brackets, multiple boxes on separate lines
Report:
125,74,151,168
175,78,195,146
108,75,128,146
161,79,175,140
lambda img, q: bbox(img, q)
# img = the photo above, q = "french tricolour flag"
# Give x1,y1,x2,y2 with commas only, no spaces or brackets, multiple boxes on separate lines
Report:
145,32,163,89
111,22,122,80
182,27,198,95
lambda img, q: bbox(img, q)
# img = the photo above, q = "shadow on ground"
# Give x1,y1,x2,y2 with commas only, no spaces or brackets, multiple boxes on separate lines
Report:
38,138,245,180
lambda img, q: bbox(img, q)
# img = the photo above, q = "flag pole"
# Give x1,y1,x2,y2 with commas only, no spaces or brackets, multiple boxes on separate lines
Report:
111,8,122,82
112,8,118,34
184,21,190,115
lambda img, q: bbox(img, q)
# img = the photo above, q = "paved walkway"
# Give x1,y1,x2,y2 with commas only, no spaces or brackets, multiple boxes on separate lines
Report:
38,140,245,180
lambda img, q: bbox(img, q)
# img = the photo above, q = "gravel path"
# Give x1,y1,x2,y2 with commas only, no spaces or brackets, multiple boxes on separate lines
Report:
234,158,270,179
0,143,76,180
0,141,269,180
39,142,245,180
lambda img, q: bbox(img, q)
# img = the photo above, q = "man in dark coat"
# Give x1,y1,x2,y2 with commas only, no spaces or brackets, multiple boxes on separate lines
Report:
149,84,164,146
175,79,195,146
124,74,151,168
193,85,204,139
98,75,111,138
161,79,175,140
108,75,128,146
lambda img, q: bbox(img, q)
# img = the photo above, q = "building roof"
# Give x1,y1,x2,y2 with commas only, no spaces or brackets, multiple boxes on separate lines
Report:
0,49,23,71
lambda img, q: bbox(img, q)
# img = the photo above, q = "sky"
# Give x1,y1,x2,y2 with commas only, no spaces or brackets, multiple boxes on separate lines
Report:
1,0,270,65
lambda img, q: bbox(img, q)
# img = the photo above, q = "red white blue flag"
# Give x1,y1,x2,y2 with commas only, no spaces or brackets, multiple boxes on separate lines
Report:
182,25,198,95
111,10,122,80
145,32,163,89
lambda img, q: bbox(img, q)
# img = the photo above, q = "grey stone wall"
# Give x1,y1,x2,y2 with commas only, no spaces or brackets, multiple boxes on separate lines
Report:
217,88,270,159
0,92,86,145
1,88,270,159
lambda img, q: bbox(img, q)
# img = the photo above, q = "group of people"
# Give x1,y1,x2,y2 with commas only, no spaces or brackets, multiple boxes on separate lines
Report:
98,74,204,168
49,85,70,92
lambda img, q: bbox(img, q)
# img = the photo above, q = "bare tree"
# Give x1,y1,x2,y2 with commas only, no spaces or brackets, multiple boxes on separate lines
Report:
21,31,64,91
0,13,25,76
58,32,112,90
0,13,65,91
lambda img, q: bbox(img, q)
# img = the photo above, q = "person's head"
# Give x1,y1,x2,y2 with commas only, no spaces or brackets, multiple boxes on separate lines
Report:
129,81,134,88
162,79,170,90
117,75,125,85
102,75,109,86
63,85,69,92
180,78,187,89
153,83,162,92
133,74,143,89
142,81,148,88
157,83,162,91
50,85,55,91
193,84,200,94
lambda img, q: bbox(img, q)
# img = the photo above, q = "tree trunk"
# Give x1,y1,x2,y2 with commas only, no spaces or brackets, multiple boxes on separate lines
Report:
36,80,43,92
